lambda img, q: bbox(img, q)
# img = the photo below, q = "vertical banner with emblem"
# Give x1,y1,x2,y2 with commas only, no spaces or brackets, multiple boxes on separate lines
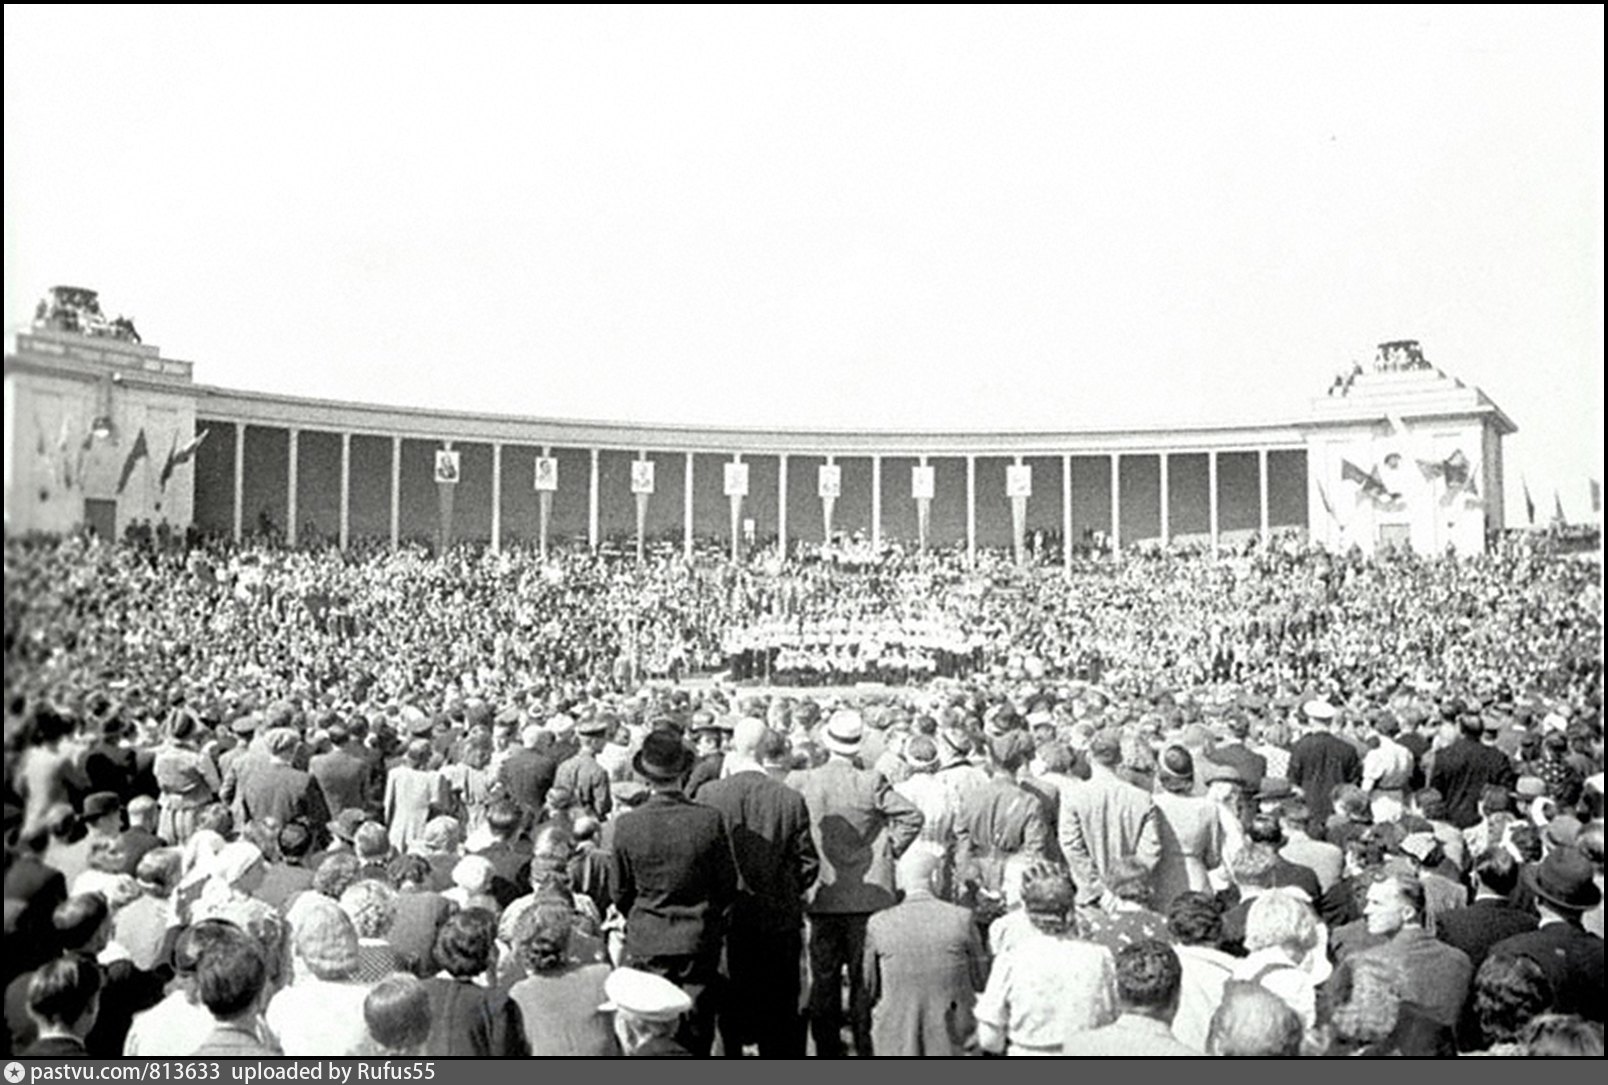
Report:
912,464,935,553
534,455,558,558
818,463,842,545
631,459,655,561
724,462,749,563
435,449,461,555
1007,464,1032,566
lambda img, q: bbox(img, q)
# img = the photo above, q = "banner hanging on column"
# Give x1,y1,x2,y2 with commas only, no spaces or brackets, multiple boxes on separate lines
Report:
1011,496,1027,565
917,497,931,551
729,494,743,561
534,456,558,492
435,450,460,555
538,491,552,558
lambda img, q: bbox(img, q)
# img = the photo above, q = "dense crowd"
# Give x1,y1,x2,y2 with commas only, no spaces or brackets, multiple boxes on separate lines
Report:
2,528,1602,1058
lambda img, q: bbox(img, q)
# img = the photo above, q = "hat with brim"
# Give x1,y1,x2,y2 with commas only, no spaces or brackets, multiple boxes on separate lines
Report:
82,792,122,821
575,717,609,738
231,713,261,736
328,808,368,843
820,712,865,756
1257,778,1296,803
1525,847,1602,911
599,967,692,1022
632,731,693,782
1302,699,1336,722
1203,761,1246,788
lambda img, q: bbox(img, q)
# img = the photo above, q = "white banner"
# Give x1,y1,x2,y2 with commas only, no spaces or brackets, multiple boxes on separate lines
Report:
534,456,558,492
724,462,749,497
818,464,842,498
911,465,935,500
1006,464,1032,498
631,459,656,495
434,450,461,485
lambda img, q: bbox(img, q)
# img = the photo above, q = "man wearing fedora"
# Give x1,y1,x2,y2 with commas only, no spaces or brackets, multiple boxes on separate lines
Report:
787,710,923,1057
1488,846,1604,1022
609,730,737,1056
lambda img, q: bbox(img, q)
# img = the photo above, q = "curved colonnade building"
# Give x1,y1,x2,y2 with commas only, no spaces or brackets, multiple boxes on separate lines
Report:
5,319,1513,560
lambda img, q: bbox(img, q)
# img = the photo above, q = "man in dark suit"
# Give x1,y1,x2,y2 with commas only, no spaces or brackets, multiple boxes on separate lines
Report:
237,730,330,844
16,956,99,1057
787,711,923,1057
1488,847,1605,1023
1287,700,1361,830
2,827,68,982
695,721,819,1057
1203,713,1267,792
1437,847,1539,1047
610,731,737,1058
308,721,380,818
497,723,559,823
472,800,533,909
79,707,137,803
1428,713,1517,829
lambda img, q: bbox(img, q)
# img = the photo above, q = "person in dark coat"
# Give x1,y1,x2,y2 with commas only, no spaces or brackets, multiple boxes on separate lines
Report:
1428,714,1517,829
1202,713,1267,792
3,827,69,982
863,847,987,1056
471,801,533,910
17,955,100,1057
683,712,729,800
1436,847,1539,972
1287,700,1361,830
309,722,381,818
1488,847,1605,1023
238,730,330,845
497,724,559,823
609,731,737,1058
79,709,137,804
420,909,528,1056
694,721,819,1056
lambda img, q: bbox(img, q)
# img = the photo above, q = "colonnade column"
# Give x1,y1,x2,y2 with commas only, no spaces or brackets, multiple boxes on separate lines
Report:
730,454,743,563
965,454,977,567
389,436,401,549
871,454,882,552
286,427,299,546
1109,453,1121,553
683,452,694,561
1258,447,1270,543
588,448,600,550
1062,453,1073,575
339,433,351,551
1208,450,1220,555
232,422,245,542
490,442,503,554
777,454,789,560
1159,452,1170,547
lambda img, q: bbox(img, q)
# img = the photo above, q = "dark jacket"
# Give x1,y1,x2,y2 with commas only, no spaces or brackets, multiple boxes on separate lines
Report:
1489,921,1605,1022
610,791,737,959
1287,732,1361,825
238,761,331,837
309,746,381,816
497,748,559,818
473,838,534,910
1435,897,1539,972
695,769,820,932
1428,739,1516,829
421,977,528,1057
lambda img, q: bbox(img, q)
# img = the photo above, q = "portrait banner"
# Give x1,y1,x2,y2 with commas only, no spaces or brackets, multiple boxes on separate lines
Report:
911,465,935,500
818,464,842,499
434,450,461,485
1006,464,1032,498
535,456,558,492
631,459,655,495
724,462,749,497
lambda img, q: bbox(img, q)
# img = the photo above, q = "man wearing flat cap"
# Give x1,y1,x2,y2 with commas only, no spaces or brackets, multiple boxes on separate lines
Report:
609,730,737,1056
602,967,694,1057
554,715,612,821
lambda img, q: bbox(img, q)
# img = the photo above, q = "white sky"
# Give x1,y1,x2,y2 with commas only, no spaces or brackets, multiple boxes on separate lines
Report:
5,6,1603,522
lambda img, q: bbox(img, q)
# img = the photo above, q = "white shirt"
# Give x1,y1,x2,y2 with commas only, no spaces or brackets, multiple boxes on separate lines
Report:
123,990,215,1056
1362,735,1414,791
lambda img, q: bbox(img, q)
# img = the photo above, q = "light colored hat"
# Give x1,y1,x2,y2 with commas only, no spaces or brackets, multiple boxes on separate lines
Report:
1302,699,1336,722
599,967,693,1022
547,714,576,738
293,896,360,979
820,710,865,756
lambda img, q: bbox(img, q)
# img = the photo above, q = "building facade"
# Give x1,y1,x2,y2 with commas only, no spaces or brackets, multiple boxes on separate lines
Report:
4,322,1514,561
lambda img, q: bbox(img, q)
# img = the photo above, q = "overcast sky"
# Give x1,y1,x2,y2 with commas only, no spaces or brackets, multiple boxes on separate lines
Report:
6,6,1602,522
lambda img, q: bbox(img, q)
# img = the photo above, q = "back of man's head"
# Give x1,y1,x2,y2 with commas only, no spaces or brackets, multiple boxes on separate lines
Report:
195,929,268,1021
1112,940,1182,1020
53,893,111,954
1473,846,1520,898
27,954,102,1032
1207,982,1303,1056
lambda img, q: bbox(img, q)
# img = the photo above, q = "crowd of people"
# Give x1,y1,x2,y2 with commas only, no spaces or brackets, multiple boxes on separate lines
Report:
2,526,1602,1058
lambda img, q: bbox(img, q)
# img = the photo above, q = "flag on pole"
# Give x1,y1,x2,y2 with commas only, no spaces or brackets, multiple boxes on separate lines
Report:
1340,459,1395,501
116,429,150,494
159,429,210,490
1522,477,1535,526
1592,479,1602,514
1415,458,1445,482
1553,491,1566,525
1317,481,1338,524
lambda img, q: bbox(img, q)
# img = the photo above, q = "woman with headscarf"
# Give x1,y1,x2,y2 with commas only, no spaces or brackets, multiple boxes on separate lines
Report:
188,840,286,987
266,896,372,1055
1151,746,1226,913
151,710,222,848
339,879,404,983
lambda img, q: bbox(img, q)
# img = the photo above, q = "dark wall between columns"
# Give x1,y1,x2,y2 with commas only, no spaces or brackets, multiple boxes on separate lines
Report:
688,453,727,544
974,457,1009,549
744,456,779,545
1069,455,1113,543
785,455,825,549
498,445,542,548
453,443,493,543
398,440,438,545
1269,449,1308,531
880,456,918,542
193,419,234,536
836,458,873,539
640,451,686,543
242,427,289,537
928,457,967,546
1168,454,1210,541
598,450,636,540
1217,451,1259,535
1023,456,1065,540
295,430,341,543
549,447,590,546
349,436,392,541
1120,455,1161,544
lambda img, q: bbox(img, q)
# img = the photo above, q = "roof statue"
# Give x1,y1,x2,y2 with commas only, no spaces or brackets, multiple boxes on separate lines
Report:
32,285,141,344
1373,339,1432,374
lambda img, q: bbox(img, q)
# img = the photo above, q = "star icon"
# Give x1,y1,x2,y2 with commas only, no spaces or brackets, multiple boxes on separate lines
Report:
5,1062,27,1083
